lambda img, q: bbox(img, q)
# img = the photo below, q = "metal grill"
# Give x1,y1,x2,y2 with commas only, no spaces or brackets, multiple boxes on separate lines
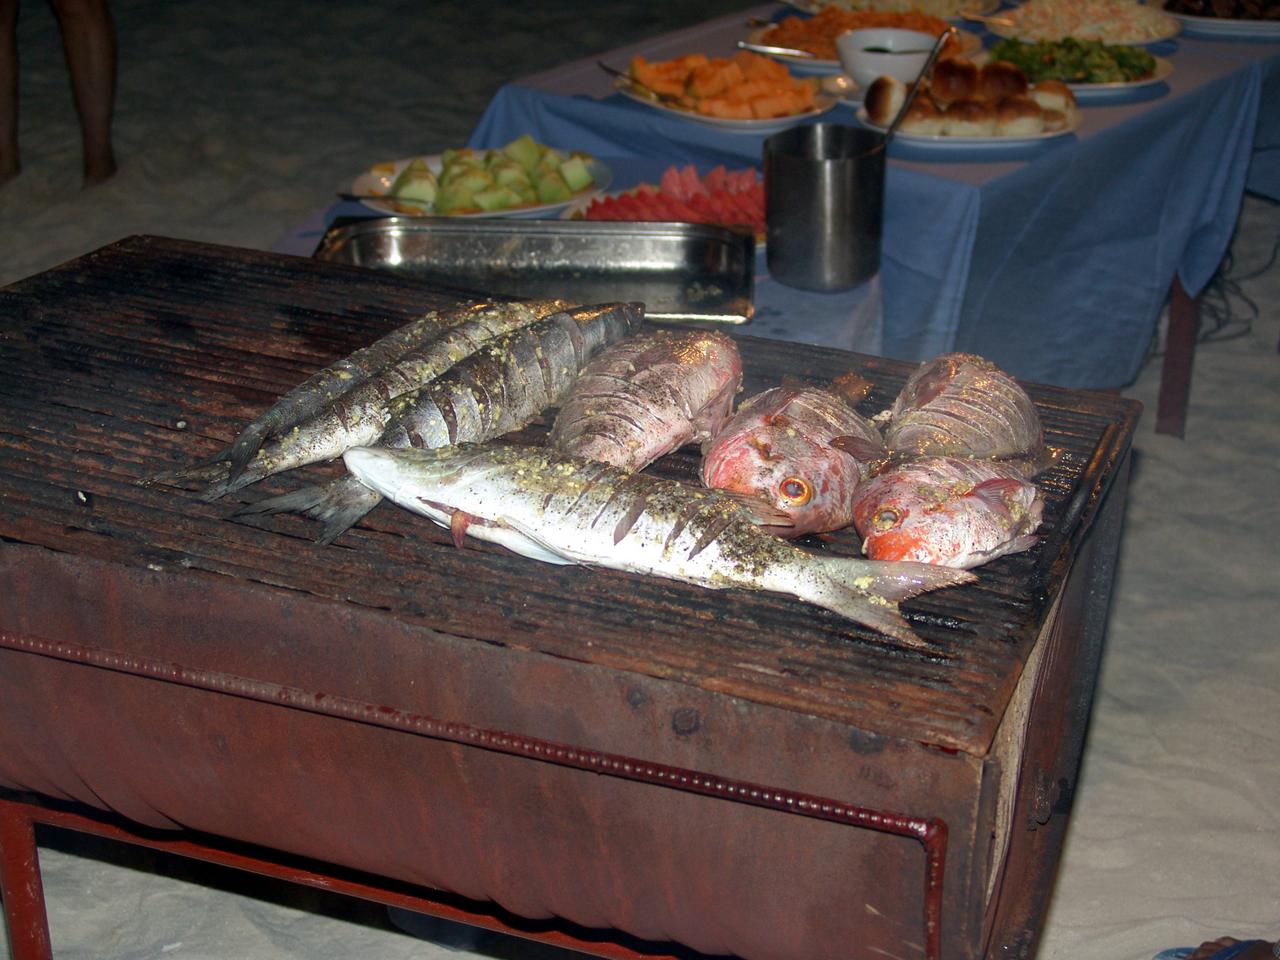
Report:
0,235,1140,756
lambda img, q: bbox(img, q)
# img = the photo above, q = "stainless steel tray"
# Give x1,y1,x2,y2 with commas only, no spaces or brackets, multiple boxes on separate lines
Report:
313,216,755,324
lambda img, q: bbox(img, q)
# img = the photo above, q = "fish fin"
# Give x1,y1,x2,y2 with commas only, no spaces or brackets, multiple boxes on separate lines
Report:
828,372,874,408
232,475,383,544
839,558,977,604
808,557,976,647
450,511,474,549
719,491,795,529
828,434,883,464
967,477,1025,512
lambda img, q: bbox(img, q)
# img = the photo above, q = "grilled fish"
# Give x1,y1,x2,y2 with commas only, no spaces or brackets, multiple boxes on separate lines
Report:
217,299,564,487
701,384,885,539
881,353,1049,473
147,299,589,498
852,456,1044,568
235,301,644,543
549,329,742,471
342,443,976,647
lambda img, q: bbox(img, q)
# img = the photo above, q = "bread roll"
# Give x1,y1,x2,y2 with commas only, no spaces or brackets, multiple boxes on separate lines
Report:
1027,79,1076,116
1041,108,1070,132
930,58,978,106
977,61,1029,103
994,95,1044,136
899,96,946,136
942,98,997,137
864,75,907,127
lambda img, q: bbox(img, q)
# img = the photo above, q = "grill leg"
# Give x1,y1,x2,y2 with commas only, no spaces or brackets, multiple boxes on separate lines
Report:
0,798,53,960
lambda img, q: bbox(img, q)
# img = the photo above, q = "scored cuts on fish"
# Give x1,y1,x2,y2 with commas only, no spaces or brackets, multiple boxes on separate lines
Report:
231,301,644,543
146,298,586,498
549,328,743,472
342,443,976,647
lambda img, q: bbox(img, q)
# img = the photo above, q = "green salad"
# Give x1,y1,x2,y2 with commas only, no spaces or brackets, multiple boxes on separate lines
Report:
988,38,1157,84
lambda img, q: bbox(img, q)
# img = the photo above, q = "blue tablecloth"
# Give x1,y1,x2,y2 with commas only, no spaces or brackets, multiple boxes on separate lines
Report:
465,25,1278,390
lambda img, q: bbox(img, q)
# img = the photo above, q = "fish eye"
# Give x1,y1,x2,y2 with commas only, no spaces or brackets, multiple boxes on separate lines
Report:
779,477,812,506
873,508,901,530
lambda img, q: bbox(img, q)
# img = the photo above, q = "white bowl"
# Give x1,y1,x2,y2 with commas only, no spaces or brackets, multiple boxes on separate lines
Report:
836,28,936,90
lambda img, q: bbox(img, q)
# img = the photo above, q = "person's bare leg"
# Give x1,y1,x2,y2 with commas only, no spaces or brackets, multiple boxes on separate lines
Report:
48,0,115,184
0,0,19,183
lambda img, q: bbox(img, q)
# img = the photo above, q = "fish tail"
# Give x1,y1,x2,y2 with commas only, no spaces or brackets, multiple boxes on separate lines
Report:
806,556,976,647
232,474,383,544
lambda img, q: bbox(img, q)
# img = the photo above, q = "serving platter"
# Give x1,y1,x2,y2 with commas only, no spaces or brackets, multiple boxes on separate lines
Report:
855,105,1081,151
614,80,838,133
1165,10,1280,37
985,11,1182,45
1064,55,1174,99
350,154,612,218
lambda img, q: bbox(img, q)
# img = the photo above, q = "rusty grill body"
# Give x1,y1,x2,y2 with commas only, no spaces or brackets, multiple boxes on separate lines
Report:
0,237,1140,960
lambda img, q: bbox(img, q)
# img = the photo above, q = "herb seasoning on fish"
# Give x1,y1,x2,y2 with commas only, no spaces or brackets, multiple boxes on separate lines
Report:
235,301,643,543
343,442,976,647
146,299,595,499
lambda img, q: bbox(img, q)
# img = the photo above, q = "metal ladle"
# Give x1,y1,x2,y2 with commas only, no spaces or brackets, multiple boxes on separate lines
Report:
862,26,955,155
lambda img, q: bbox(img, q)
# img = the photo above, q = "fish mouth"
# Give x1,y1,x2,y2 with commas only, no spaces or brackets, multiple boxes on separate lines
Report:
861,530,931,564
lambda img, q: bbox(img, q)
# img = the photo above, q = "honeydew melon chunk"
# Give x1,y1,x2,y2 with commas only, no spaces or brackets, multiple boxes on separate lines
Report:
558,155,593,192
534,170,572,204
388,158,439,205
441,148,480,169
435,183,477,214
502,134,543,174
490,158,531,189
447,166,496,194
473,184,523,212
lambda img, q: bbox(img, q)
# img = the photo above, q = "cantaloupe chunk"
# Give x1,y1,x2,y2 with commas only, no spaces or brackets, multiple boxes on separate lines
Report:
686,59,745,99
698,97,755,119
750,92,801,118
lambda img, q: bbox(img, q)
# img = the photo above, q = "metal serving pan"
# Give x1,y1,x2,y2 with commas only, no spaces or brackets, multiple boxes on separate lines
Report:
313,216,755,324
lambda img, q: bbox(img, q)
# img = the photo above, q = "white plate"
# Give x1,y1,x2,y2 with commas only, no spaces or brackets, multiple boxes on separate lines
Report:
986,12,1182,45
745,25,982,74
784,0,1001,19
350,154,612,218
614,80,838,133
1166,10,1280,37
973,50,1175,101
1066,55,1174,99
855,105,1081,150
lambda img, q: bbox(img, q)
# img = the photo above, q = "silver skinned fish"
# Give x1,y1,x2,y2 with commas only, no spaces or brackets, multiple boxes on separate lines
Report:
234,302,644,543
549,329,742,471
342,443,976,647
146,299,593,499
216,299,567,487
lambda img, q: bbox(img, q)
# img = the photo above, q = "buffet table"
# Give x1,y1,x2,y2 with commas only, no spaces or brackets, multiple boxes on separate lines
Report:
0,236,1140,960
465,6,1278,392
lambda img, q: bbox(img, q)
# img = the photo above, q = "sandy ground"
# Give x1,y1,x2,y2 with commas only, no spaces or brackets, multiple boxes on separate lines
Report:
1,0,1277,957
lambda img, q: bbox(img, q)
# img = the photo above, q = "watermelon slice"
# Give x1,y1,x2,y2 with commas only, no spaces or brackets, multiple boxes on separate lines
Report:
584,164,765,237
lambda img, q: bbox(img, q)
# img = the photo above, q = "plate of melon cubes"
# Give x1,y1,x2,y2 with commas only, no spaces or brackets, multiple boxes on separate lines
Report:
616,50,837,132
350,134,612,218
